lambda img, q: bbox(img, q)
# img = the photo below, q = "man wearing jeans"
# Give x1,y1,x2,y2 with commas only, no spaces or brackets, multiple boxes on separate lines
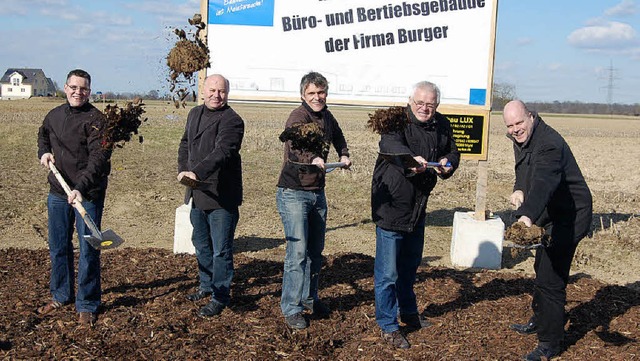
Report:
276,71,351,329
178,74,244,317
37,69,112,326
371,81,459,348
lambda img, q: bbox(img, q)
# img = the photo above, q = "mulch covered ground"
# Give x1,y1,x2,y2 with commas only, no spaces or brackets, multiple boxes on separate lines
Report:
1,248,638,360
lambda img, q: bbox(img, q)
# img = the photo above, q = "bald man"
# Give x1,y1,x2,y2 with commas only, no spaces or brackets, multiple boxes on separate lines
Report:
503,100,592,361
178,74,245,317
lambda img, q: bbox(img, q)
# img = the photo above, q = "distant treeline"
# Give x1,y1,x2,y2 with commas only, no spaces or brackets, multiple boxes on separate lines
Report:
492,100,640,116
70,88,640,117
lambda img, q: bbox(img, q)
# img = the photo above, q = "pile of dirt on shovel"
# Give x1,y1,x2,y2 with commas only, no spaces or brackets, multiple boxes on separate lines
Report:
505,222,549,246
166,14,210,108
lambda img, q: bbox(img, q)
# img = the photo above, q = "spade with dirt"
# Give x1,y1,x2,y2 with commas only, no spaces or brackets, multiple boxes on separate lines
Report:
504,222,551,249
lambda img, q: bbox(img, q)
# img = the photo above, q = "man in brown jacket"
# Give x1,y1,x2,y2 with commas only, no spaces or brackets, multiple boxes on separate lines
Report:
276,71,351,329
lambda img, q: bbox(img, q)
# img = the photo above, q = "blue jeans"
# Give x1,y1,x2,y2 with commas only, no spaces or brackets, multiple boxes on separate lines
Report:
374,219,426,333
190,207,239,306
47,193,103,313
276,187,327,317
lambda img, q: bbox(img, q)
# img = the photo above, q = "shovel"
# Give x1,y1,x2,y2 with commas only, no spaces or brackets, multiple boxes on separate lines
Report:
48,162,124,250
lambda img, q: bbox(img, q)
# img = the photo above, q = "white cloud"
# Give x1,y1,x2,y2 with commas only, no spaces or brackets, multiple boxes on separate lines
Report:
568,21,638,49
515,37,533,46
547,63,563,71
604,0,637,17
125,0,200,25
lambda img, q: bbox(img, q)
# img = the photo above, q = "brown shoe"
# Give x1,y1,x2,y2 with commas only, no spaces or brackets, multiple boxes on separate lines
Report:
381,330,410,349
36,300,63,315
78,312,97,326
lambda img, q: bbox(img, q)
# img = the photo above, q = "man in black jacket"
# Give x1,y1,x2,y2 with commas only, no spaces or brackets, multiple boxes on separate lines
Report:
503,100,592,361
177,74,245,317
37,69,111,326
371,81,459,349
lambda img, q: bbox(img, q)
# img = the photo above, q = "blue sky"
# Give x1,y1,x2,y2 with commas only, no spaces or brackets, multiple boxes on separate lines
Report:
1,0,638,104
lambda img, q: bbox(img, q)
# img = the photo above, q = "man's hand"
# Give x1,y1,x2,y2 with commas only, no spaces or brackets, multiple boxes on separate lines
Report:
518,215,533,227
68,189,83,205
40,153,54,168
177,171,197,182
434,157,452,175
410,155,427,174
510,190,524,210
339,155,352,169
312,157,325,170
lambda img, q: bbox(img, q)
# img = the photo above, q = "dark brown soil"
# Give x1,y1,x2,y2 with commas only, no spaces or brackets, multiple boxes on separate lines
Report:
166,14,209,108
1,248,638,360
505,222,548,246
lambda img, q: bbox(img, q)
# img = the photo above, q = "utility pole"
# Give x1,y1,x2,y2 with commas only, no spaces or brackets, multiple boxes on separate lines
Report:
603,60,618,114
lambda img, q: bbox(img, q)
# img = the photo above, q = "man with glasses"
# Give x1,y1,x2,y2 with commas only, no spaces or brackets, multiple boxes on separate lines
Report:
371,81,459,348
37,69,112,326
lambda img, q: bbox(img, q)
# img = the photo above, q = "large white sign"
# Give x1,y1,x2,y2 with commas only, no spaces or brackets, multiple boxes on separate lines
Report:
206,0,497,107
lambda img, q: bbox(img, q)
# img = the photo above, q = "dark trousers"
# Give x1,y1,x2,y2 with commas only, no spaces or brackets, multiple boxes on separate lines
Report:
532,209,591,343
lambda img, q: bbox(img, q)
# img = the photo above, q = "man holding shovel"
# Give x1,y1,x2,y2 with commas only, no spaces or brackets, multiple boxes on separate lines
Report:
503,100,592,361
36,69,112,326
177,74,244,317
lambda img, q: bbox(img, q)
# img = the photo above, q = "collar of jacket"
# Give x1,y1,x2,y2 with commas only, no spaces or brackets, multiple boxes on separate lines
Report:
203,103,229,114
65,101,92,114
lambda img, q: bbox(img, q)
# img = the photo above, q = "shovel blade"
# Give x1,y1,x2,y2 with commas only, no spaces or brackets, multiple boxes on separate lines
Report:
83,229,124,250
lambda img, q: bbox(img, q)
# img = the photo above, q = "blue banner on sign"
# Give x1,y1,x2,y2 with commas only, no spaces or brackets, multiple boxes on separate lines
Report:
209,0,274,26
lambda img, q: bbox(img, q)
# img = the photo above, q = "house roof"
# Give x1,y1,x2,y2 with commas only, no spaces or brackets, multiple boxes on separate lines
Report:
1,68,47,84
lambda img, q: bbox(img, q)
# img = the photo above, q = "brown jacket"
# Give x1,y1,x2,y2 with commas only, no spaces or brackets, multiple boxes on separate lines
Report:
277,103,349,191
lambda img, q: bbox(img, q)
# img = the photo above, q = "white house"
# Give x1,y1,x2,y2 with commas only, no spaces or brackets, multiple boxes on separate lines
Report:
0,68,56,100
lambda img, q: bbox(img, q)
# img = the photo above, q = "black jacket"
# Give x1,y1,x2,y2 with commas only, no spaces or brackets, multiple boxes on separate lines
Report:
178,104,244,211
511,115,592,242
371,110,460,232
37,102,111,201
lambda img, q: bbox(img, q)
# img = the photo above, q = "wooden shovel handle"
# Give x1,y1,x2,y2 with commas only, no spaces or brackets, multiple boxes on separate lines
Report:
48,162,88,216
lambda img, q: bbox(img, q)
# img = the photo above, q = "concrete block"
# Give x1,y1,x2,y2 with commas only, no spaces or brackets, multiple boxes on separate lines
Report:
450,211,504,269
173,201,195,255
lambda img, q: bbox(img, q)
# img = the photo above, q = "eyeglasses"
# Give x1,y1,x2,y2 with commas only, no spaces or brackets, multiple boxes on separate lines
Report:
67,85,91,93
411,99,437,109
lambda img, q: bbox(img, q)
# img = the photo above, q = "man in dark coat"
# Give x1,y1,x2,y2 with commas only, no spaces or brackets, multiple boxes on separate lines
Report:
503,100,592,361
37,69,111,326
371,81,460,349
177,74,245,317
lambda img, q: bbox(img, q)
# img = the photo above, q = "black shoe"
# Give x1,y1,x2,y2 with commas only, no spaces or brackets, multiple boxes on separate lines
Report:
524,341,561,361
381,330,410,349
284,312,308,330
400,313,432,329
198,300,225,317
186,290,212,301
303,300,331,316
510,319,537,335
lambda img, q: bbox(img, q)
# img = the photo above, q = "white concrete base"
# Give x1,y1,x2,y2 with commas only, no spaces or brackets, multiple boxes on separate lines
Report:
450,211,504,269
173,200,195,255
